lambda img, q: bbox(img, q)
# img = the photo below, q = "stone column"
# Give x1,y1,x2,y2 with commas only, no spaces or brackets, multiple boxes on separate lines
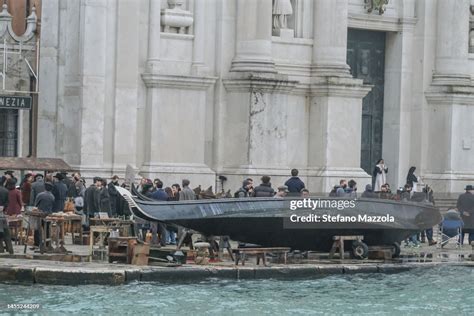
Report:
312,0,351,77
230,0,275,73
433,0,471,85
307,0,371,192
146,0,161,73
192,0,209,75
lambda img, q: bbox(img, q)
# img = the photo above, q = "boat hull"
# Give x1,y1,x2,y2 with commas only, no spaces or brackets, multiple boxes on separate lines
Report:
118,188,442,251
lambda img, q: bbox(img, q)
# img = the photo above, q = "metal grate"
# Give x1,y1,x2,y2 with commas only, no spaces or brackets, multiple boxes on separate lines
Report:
0,108,18,156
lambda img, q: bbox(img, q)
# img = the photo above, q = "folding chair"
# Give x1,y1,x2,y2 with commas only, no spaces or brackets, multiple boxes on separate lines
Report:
438,218,463,249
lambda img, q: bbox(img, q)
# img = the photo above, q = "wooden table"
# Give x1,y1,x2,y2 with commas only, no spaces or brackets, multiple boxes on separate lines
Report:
61,215,83,245
36,214,83,245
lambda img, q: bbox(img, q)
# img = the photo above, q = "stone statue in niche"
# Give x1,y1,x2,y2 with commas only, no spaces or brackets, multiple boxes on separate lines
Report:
272,0,293,38
161,0,194,34
365,0,389,15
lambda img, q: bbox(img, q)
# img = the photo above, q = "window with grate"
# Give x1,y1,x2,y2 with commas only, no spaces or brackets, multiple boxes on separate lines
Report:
0,109,18,157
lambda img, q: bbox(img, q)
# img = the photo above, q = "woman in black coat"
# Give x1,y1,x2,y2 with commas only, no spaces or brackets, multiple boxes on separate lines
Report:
406,166,418,188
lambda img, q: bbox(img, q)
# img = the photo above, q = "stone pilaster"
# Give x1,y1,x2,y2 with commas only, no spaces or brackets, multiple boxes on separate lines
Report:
191,0,209,75
307,0,372,192
112,0,140,173
78,0,107,170
424,0,474,193
37,0,60,158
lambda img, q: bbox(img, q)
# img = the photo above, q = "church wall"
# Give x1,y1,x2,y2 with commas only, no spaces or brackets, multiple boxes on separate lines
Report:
35,0,474,193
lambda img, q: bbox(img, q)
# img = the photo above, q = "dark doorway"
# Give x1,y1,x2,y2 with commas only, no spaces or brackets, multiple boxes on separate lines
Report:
0,109,18,156
347,29,386,174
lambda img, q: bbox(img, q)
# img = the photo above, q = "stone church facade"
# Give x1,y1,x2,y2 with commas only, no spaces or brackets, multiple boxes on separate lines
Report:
34,0,474,193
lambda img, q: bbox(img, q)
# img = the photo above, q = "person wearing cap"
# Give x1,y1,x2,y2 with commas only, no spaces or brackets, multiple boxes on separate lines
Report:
456,184,474,244
33,182,55,249
1,170,17,187
234,180,252,198
60,172,73,191
274,185,289,198
30,174,45,206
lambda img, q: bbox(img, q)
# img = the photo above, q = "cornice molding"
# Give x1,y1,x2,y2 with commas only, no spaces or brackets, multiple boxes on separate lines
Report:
223,75,299,93
141,73,217,90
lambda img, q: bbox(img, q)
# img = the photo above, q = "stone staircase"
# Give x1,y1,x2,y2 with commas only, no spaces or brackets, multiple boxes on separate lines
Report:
435,194,458,213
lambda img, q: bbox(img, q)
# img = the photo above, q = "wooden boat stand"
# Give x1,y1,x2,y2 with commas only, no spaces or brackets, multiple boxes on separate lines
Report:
177,228,234,261
233,247,291,266
328,235,364,260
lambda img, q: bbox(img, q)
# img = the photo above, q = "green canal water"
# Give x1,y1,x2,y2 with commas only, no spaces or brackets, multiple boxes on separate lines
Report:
0,266,473,315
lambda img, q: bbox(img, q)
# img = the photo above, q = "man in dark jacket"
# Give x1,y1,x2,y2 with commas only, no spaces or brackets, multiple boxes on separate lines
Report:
52,173,68,212
0,184,8,208
361,184,378,198
99,179,112,216
84,177,101,217
253,176,275,197
235,179,252,198
284,169,305,196
35,182,55,214
61,172,73,191
457,185,474,244
149,179,172,245
108,175,120,216
34,182,55,248
30,174,45,205
150,179,169,201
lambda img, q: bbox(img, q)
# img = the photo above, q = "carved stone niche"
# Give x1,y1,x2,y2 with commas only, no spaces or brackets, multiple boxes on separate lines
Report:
161,0,194,34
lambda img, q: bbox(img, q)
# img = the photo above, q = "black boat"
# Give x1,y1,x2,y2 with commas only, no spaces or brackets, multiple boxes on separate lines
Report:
117,187,442,254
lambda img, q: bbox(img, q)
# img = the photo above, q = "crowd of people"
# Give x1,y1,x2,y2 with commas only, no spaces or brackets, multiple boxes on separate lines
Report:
0,171,129,218
1,158,473,248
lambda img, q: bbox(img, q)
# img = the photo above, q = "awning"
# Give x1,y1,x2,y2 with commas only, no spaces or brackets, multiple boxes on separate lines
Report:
0,157,75,172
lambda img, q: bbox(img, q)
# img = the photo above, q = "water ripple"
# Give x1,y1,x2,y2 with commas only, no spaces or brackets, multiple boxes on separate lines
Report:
0,266,473,315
